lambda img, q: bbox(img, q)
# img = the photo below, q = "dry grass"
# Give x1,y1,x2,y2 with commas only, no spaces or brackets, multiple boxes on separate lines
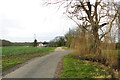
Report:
70,32,119,73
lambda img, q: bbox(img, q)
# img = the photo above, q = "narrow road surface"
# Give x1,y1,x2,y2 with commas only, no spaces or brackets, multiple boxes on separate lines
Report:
3,47,73,78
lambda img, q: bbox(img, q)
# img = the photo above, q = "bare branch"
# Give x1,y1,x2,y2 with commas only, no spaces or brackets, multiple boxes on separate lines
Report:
99,23,109,28
100,11,118,40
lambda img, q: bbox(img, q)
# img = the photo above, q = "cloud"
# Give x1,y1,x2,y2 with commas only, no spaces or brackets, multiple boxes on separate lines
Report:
0,0,76,42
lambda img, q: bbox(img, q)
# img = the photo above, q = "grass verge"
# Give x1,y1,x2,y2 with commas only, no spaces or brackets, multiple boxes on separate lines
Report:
60,52,114,78
2,47,56,72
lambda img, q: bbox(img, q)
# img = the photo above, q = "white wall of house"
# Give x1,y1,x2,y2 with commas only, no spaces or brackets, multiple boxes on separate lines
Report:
38,43,43,47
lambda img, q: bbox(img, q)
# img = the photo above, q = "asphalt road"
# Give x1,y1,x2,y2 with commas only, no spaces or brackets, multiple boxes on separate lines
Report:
3,47,73,78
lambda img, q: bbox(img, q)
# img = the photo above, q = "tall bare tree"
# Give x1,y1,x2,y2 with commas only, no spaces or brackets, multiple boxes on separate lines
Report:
118,1,120,43
46,0,118,54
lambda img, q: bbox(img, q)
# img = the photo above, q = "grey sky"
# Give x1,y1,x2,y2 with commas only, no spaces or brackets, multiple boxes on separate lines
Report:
0,0,76,42
0,0,119,42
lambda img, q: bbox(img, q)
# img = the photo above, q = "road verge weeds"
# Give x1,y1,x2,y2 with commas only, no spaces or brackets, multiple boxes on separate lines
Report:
57,52,118,79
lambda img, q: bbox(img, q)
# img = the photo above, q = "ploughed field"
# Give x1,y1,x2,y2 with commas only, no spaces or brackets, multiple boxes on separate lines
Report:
2,46,56,71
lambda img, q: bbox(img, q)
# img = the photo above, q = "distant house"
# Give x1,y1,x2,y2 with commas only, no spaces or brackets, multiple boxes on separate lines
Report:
38,41,49,47
42,41,49,47
38,42,43,47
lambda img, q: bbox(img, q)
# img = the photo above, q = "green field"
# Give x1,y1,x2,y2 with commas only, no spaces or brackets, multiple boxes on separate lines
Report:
2,46,56,71
2,46,56,57
60,53,114,78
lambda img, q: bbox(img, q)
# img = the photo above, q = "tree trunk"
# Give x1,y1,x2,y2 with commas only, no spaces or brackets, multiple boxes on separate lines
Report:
92,25,102,55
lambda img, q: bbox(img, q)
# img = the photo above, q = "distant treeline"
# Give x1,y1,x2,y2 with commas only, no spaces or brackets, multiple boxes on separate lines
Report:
0,40,32,47
0,39,119,49
0,39,51,47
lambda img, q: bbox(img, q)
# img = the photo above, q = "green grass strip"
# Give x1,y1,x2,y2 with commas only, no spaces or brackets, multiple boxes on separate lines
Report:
61,53,114,78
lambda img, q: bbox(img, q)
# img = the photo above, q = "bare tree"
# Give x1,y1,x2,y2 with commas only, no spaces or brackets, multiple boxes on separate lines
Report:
46,0,118,54
118,1,120,43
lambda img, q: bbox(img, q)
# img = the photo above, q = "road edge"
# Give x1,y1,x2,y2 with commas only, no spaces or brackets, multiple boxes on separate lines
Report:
2,50,56,77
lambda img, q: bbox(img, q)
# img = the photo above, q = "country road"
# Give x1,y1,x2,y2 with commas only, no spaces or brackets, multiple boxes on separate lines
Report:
3,47,73,78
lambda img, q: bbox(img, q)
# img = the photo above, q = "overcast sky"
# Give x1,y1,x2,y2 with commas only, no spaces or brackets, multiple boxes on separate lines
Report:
0,0,119,42
0,0,76,42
